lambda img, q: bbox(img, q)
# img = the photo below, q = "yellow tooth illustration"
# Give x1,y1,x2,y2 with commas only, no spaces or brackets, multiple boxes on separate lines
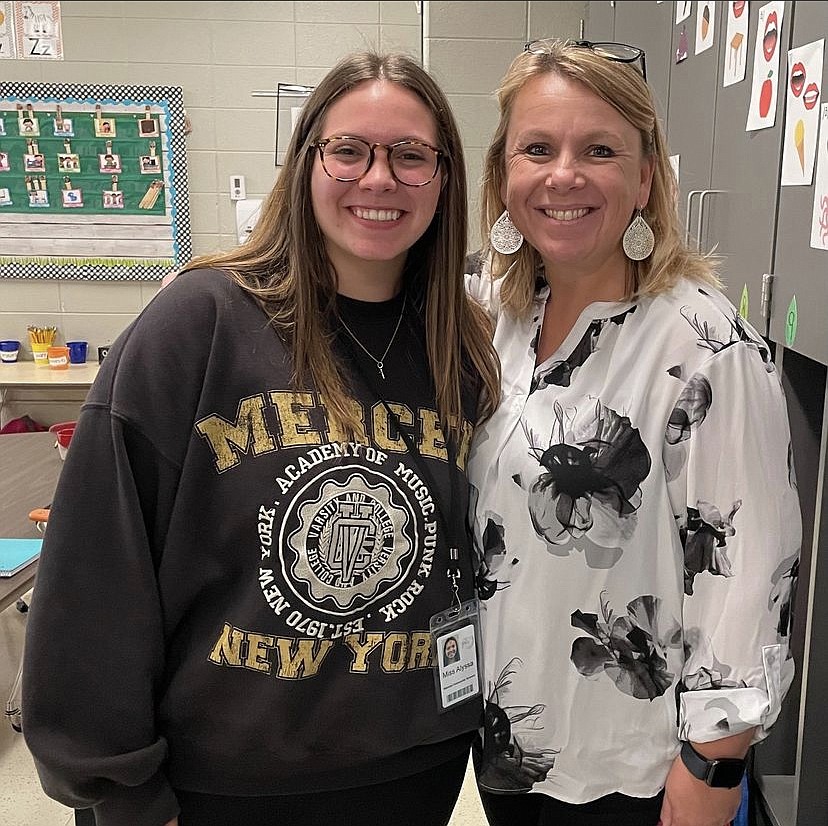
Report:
795,119,805,172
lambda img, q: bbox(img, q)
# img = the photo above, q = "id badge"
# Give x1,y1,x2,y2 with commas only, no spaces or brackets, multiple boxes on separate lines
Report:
429,598,482,712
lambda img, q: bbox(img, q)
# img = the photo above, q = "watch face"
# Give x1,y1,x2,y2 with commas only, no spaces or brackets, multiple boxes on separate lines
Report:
708,759,745,788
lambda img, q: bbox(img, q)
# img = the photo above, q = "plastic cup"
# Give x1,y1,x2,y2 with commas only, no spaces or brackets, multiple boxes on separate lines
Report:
47,345,70,370
31,342,49,366
66,340,88,364
0,340,20,362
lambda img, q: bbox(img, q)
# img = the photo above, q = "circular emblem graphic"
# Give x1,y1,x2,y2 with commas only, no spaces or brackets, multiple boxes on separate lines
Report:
282,467,416,615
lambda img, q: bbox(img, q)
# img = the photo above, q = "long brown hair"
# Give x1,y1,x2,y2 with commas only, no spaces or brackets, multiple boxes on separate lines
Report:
183,52,499,439
481,40,719,316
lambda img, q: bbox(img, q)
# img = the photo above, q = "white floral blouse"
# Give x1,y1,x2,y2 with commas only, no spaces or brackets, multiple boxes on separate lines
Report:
466,259,801,803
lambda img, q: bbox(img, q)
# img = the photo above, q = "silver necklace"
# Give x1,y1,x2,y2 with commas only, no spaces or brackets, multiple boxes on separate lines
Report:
338,294,406,380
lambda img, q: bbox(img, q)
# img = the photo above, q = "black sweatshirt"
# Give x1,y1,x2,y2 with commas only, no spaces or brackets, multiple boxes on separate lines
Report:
22,269,481,826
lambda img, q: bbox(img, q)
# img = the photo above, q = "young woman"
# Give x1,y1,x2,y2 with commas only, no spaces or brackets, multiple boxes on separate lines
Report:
23,52,499,826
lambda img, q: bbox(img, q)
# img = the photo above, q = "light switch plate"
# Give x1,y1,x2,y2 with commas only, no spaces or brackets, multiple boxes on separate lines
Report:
229,175,246,201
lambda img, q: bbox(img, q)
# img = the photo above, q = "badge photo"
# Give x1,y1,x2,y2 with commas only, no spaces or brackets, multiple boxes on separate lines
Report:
0,152,9,172
28,190,49,207
0,188,12,206
102,190,124,209
139,154,161,174
138,117,159,138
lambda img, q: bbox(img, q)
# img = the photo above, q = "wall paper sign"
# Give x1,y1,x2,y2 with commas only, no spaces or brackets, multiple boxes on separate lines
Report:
0,187,11,205
14,1,63,60
61,176,82,207
23,152,44,171
746,1,784,131
138,106,159,137
695,1,715,55
53,105,72,136
18,114,38,135
810,103,828,250
676,0,692,24
781,39,824,186
0,1,15,59
785,295,798,346
676,24,689,63
723,0,749,87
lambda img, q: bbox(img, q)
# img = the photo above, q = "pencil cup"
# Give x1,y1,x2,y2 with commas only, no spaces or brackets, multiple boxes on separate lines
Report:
31,342,49,366
67,340,88,364
47,345,70,370
0,340,19,362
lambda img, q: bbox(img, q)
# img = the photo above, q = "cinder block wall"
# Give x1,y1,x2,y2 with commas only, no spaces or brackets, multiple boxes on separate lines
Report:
0,0,583,426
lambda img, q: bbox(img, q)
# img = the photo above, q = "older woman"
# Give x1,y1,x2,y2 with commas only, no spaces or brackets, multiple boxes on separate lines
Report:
466,39,800,826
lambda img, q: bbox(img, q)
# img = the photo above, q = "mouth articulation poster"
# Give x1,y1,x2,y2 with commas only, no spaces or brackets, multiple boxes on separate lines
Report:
781,40,824,186
746,1,785,131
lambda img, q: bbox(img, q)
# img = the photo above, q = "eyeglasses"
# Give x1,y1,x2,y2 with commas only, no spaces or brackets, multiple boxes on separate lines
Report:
313,136,443,187
524,39,647,82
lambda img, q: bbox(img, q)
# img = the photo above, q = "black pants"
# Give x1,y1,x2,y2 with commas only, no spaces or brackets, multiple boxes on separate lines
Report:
173,750,469,826
479,787,664,826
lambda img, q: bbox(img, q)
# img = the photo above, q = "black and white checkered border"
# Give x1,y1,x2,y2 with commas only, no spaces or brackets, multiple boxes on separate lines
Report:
0,81,191,281
0,261,174,280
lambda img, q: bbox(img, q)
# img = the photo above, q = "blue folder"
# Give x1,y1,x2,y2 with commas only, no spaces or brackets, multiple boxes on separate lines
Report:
0,538,42,577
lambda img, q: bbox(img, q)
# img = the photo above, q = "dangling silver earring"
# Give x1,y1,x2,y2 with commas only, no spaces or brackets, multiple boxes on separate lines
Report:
490,210,524,255
622,208,655,261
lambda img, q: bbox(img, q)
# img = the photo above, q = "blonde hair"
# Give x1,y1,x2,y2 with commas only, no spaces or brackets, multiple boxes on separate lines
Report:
183,52,499,439
480,40,719,316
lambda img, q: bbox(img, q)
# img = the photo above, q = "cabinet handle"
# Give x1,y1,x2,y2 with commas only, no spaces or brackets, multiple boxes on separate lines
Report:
685,190,704,246
696,190,725,253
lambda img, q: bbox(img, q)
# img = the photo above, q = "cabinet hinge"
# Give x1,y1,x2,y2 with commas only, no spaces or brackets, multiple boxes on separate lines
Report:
760,273,774,320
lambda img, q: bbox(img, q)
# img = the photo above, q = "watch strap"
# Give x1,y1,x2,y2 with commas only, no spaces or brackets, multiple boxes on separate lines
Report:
680,741,746,788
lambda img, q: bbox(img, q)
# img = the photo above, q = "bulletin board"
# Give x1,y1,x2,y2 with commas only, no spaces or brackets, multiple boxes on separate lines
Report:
0,82,191,281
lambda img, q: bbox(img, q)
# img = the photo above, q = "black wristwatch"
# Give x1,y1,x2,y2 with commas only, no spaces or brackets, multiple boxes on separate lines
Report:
680,741,746,788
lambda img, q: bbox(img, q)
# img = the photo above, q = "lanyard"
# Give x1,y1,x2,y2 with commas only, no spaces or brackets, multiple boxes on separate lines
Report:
339,331,466,608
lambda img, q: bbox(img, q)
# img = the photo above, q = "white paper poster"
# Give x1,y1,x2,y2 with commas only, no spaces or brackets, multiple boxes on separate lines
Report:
0,1,16,58
810,104,828,250
695,1,715,55
746,1,784,131
13,1,63,60
676,0,692,24
781,40,824,186
723,1,750,86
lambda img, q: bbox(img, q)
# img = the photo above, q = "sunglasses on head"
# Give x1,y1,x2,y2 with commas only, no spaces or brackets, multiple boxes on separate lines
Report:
524,39,647,82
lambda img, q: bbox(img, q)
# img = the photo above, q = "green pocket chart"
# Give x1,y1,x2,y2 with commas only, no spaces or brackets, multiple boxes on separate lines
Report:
0,82,191,281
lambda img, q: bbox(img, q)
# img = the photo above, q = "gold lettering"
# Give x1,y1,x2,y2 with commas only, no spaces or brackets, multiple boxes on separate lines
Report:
372,402,413,453
382,632,410,672
322,395,370,445
419,408,447,460
245,632,275,674
195,395,276,472
457,418,474,470
343,633,384,673
270,391,322,447
274,637,333,679
407,632,433,669
208,622,247,666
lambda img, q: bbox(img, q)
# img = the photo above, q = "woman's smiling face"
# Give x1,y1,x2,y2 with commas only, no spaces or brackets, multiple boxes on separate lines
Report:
501,72,654,284
310,79,442,294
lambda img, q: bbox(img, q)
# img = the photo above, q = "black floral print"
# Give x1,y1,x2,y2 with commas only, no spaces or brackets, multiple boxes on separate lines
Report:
665,374,712,445
770,553,799,639
682,306,774,372
571,594,681,700
679,500,741,596
520,401,651,547
479,658,559,793
475,515,511,600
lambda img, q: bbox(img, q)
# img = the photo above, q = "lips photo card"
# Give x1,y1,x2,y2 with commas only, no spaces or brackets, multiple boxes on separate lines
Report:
746,1,785,131
781,40,824,186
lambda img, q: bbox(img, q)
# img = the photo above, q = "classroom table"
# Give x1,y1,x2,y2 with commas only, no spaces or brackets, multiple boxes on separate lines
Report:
0,431,62,613
0,362,99,424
